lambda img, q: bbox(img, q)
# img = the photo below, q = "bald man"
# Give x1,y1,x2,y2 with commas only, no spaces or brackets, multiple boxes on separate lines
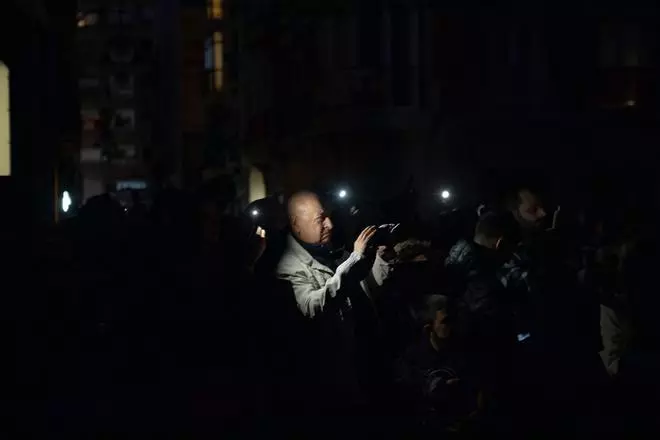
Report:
277,191,391,319
276,192,392,413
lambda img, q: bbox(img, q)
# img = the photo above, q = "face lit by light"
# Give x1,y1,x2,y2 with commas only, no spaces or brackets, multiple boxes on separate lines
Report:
441,190,451,200
62,191,72,213
515,189,546,229
293,196,333,245
338,189,347,199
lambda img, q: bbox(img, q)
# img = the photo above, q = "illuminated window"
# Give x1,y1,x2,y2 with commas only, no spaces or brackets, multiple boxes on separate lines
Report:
0,61,9,176
117,180,147,190
204,32,224,91
207,0,223,19
204,39,214,70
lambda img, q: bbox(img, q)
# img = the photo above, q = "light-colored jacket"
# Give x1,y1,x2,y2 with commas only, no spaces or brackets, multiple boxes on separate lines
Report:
276,235,391,319
600,303,631,376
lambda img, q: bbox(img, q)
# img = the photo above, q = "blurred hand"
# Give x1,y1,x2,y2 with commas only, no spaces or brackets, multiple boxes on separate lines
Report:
354,226,377,256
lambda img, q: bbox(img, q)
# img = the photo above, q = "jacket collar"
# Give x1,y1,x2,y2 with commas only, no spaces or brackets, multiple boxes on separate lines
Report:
286,234,335,275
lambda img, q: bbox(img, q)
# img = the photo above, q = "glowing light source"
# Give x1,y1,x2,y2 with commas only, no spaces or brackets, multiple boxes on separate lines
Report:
441,190,451,200
251,209,259,217
207,0,223,19
0,61,10,176
62,191,72,213
625,99,636,107
338,189,347,199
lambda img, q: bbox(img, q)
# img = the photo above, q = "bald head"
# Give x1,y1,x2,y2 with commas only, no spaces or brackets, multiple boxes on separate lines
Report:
288,191,320,219
288,191,333,245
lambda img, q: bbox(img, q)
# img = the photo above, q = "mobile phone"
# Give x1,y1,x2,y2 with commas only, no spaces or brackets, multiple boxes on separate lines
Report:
371,223,400,246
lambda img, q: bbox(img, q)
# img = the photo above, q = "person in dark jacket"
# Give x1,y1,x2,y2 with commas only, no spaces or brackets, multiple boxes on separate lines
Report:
395,295,482,435
444,211,534,432
445,211,531,352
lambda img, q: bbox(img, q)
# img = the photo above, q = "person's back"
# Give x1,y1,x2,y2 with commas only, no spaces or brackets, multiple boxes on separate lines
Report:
445,212,529,352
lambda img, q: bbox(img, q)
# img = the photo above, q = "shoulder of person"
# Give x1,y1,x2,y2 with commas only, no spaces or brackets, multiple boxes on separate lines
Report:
276,248,306,275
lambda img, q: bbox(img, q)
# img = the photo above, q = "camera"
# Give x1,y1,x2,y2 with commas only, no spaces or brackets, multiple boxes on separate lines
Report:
371,223,401,246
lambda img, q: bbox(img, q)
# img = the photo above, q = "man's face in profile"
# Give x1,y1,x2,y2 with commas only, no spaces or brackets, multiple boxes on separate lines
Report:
432,309,451,340
515,189,547,230
293,196,334,245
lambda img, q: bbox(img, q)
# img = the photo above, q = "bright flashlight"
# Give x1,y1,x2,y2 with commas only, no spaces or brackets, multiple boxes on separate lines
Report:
62,191,72,213
338,189,347,199
251,209,259,217
62,191,72,212
441,190,451,200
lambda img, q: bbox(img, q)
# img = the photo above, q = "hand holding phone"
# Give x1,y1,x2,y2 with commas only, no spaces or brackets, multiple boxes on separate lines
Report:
371,223,400,246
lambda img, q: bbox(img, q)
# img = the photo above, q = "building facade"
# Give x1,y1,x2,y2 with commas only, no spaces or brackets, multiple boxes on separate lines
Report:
227,0,660,213
154,0,249,210
76,0,158,201
0,0,80,228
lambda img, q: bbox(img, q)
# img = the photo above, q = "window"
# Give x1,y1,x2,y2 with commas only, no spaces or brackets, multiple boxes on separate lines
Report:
80,147,103,162
204,32,224,91
108,7,135,25
81,109,101,131
0,62,9,176
110,73,134,96
79,77,100,89
117,180,147,190
204,38,214,70
108,39,136,63
113,109,135,129
207,0,222,19
117,144,137,158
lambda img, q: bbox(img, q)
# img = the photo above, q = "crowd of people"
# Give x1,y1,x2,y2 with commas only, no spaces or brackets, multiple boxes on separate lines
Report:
15,181,660,437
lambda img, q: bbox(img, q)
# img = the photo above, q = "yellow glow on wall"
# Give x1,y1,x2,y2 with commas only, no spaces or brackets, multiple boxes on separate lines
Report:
208,0,223,19
249,166,266,203
0,62,10,176
212,32,223,90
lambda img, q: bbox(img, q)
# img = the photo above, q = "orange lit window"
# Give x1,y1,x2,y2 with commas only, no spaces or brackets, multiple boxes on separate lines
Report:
0,61,9,176
204,32,224,91
207,0,222,19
